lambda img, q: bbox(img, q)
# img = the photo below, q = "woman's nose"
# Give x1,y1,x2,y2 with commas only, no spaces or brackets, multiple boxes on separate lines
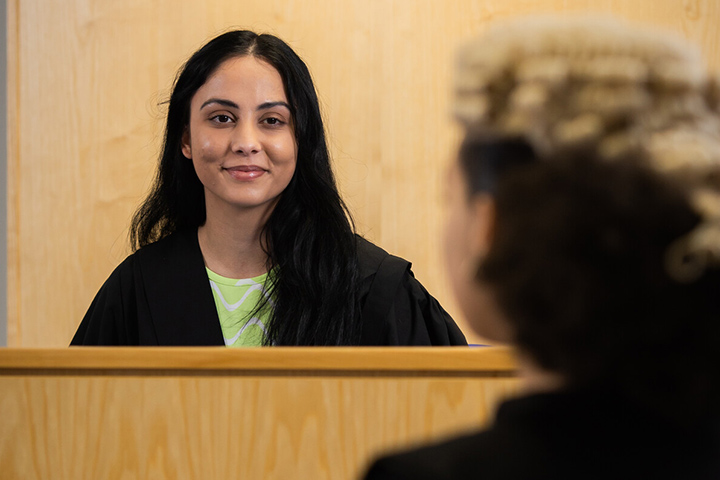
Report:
231,121,261,155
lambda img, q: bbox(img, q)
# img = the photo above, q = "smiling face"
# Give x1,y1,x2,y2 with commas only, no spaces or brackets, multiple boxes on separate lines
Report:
181,55,297,220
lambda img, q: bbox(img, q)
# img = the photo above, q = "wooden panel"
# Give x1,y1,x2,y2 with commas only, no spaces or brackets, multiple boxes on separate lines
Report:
0,346,516,371
0,348,520,480
7,0,720,346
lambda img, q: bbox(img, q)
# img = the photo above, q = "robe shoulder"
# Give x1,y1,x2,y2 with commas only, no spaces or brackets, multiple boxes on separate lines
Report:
356,236,467,346
70,230,223,346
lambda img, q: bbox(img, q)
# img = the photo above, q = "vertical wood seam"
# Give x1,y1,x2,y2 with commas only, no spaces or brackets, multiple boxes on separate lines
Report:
6,0,21,346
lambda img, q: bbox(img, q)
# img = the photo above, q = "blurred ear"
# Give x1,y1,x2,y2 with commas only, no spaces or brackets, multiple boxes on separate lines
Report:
181,128,192,159
468,193,496,257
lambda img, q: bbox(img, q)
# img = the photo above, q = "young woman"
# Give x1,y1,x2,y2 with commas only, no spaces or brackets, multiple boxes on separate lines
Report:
71,31,466,347
365,17,720,478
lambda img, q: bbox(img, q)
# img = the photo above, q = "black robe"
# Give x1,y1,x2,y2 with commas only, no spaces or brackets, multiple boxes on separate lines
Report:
71,229,466,346
363,388,720,479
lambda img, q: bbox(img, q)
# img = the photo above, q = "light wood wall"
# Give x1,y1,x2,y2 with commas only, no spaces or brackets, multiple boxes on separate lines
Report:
0,347,519,480
6,0,720,346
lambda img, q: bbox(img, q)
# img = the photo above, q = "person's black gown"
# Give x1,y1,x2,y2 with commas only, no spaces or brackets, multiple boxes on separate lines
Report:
71,229,466,346
364,388,720,480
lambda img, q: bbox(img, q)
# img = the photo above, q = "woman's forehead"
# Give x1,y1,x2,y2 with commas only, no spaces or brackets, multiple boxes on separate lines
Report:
194,56,288,107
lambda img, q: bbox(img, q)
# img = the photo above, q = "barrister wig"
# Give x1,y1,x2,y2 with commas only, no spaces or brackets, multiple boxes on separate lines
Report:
131,30,361,345
454,17,720,424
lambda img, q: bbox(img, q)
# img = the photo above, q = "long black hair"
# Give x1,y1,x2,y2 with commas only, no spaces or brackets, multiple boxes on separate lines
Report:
131,30,361,345
459,138,720,425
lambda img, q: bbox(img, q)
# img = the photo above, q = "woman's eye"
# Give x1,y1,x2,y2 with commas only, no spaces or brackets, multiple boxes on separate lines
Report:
263,117,284,126
212,114,233,124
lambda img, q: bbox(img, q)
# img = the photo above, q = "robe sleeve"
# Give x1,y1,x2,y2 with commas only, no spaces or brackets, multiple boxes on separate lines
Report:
383,267,467,346
358,258,466,345
356,236,467,346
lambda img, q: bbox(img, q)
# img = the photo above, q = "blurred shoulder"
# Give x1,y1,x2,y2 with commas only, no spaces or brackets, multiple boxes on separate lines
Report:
363,430,495,480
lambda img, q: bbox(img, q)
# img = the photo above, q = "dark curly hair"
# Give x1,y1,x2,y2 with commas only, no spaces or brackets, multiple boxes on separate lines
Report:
460,138,720,424
130,30,360,345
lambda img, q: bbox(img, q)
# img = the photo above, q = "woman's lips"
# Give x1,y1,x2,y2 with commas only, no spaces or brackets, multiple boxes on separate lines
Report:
224,165,266,180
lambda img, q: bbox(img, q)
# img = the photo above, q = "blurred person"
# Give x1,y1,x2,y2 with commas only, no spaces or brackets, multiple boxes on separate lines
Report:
364,16,720,479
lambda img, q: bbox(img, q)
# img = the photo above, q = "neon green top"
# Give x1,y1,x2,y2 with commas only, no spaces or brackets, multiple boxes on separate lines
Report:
206,268,273,347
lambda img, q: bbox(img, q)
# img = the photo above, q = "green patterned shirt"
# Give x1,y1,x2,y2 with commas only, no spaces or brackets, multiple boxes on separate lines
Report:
206,268,273,347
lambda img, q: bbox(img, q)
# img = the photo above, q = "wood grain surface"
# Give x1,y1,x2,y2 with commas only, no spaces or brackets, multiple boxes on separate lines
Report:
6,0,720,346
0,347,520,480
0,346,516,372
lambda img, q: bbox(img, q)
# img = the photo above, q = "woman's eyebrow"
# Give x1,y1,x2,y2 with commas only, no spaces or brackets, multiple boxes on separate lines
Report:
200,98,238,110
199,99,290,111
257,101,291,111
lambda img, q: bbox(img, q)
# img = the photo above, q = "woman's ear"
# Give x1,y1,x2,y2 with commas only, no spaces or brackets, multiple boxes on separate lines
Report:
468,193,496,259
181,128,192,159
